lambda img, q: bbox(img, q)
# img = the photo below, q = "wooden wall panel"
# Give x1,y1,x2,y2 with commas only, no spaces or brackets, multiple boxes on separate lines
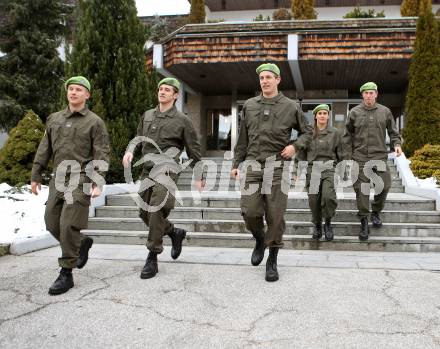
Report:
163,35,287,68
300,32,416,60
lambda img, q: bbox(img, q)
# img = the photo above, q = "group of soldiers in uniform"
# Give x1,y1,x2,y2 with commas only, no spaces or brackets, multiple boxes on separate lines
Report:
31,63,402,295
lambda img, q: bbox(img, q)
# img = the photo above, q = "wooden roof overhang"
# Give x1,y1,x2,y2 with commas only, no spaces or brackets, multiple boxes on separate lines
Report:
146,18,417,95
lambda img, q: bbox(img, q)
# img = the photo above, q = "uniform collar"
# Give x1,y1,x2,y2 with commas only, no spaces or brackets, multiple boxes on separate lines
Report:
361,102,378,111
155,105,177,118
317,126,329,135
257,92,284,105
64,106,89,118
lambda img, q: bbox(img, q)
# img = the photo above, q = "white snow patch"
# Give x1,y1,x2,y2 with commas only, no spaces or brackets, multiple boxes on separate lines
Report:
414,176,438,189
0,183,49,244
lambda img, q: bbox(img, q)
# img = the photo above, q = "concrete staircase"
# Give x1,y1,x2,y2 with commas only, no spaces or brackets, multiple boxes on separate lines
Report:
83,159,440,252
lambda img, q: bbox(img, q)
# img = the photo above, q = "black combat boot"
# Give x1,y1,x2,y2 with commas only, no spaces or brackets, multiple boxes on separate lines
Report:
140,252,158,279
371,211,382,228
251,231,265,266
77,237,94,269
312,223,323,240
168,228,186,260
48,268,74,295
324,218,334,241
265,247,279,282
359,217,369,241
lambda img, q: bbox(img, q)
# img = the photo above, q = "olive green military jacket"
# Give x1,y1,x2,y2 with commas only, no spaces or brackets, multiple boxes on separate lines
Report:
304,126,342,164
233,92,312,168
342,102,402,162
31,107,110,183
127,105,202,170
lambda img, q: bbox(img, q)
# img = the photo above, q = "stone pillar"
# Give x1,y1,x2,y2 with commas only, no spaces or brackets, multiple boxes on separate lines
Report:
186,93,203,153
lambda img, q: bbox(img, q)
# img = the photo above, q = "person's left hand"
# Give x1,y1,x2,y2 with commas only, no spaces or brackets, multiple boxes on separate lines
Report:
395,146,402,157
281,145,295,159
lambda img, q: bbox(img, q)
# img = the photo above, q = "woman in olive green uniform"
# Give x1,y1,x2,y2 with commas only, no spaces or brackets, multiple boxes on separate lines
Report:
303,104,342,241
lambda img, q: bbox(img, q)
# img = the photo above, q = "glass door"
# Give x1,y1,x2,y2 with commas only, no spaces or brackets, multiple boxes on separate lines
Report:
206,108,232,157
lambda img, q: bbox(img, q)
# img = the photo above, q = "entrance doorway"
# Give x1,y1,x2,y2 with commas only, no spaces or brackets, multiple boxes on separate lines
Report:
206,108,232,157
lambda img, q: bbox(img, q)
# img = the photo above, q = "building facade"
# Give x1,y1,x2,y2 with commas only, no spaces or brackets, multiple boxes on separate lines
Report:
204,0,439,21
146,0,439,157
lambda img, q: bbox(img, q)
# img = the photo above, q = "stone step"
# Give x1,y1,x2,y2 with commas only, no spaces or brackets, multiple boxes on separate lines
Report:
82,230,440,253
87,217,440,238
176,177,403,186
177,169,400,179
183,158,397,167
176,185,405,193
106,194,436,211
95,206,440,223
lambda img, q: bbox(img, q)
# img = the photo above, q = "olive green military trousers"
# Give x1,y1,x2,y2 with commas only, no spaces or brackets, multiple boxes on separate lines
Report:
240,166,287,248
306,166,337,225
352,161,391,218
44,178,90,269
138,172,178,254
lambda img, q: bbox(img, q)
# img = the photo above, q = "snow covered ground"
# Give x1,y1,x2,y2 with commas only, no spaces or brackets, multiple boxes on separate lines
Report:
414,176,439,189
0,183,49,244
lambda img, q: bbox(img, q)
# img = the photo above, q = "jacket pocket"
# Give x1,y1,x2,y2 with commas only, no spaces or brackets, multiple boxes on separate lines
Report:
143,121,152,135
354,114,367,128
245,108,261,134
73,126,91,158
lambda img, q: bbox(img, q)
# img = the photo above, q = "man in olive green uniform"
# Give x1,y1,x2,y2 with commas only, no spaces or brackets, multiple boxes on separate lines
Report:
123,77,203,280
231,63,312,282
302,104,342,241
343,82,402,240
31,76,110,295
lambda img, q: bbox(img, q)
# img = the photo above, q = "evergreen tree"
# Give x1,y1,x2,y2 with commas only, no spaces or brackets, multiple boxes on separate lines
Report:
67,0,156,183
401,0,420,16
291,0,317,20
402,0,440,156
148,15,170,43
0,110,45,185
189,0,206,24
0,0,67,131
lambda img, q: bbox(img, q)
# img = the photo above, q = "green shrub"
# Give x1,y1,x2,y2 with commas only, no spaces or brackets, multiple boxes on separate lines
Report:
343,6,385,18
273,8,292,20
0,110,45,185
254,14,271,21
409,144,440,180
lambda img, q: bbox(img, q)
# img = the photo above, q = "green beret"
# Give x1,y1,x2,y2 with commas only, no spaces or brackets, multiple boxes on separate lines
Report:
256,63,280,76
158,77,180,91
64,76,91,91
313,104,330,115
360,82,378,93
